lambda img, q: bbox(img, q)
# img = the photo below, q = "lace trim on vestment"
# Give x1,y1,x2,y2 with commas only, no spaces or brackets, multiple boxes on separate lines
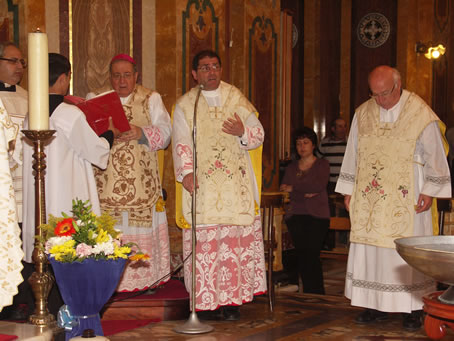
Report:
426,175,451,185
338,172,355,183
346,272,434,292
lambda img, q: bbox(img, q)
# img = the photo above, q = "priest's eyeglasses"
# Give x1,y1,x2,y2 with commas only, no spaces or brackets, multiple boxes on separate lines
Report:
198,64,221,72
369,84,396,99
0,57,27,68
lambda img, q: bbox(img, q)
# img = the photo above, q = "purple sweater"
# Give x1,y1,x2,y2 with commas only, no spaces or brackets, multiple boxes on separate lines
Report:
281,158,330,219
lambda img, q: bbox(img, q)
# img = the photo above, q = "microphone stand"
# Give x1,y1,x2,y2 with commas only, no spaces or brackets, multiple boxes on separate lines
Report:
174,85,213,334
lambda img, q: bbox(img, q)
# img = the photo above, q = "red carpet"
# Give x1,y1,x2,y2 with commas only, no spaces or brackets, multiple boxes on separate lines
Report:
102,278,189,321
101,319,159,336
109,279,189,302
0,335,17,341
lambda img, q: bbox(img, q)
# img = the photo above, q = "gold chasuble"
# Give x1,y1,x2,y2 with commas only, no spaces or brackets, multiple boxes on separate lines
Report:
350,92,439,248
94,85,161,227
176,82,259,226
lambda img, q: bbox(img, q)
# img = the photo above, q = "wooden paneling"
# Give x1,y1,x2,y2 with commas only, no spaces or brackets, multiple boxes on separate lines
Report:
280,0,304,136
320,0,341,135
350,0,397,113
249,16,278,190
432,0,451,127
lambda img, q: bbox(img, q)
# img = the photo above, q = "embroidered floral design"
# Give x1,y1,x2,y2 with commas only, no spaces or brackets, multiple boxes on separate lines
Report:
239,166,246,177
205,148,233,179
398,185,408,198
361,162,386,201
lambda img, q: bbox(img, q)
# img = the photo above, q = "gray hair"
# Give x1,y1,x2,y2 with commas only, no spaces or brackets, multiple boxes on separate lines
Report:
0,41,18,58
391,67,401,84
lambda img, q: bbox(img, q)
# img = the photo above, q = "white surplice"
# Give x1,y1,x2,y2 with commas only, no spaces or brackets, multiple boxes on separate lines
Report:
0,85,27,222
22,102,110,263
336,91,451,313
0,97,24,310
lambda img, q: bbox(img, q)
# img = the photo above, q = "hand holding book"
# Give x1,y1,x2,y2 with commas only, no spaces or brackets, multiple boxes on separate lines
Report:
65,90,130,136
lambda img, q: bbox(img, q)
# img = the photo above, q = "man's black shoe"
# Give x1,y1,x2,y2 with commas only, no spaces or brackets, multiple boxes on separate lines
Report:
403,310,423,331
197,309,223,321
355,309,388,324
222,306,240,321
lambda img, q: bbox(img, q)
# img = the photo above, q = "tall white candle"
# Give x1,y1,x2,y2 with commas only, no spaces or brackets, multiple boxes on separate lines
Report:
28,31,49,130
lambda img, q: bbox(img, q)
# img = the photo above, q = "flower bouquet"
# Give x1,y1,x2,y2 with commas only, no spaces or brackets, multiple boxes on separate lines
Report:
39,199,148,340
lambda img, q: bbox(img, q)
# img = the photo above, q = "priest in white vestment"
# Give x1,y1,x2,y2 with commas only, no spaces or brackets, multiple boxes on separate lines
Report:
87,54,171,292
22,53,117,316
172,50,266,321
0,42,31,320
336,65,451,331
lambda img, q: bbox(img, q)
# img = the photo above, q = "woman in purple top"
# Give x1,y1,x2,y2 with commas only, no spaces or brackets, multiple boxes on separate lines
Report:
280,127,330,294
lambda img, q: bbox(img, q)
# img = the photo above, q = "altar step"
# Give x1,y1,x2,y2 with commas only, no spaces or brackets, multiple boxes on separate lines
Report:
101,279,189,321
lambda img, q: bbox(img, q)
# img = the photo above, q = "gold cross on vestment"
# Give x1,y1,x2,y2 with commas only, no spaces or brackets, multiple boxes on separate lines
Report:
209,106,223,119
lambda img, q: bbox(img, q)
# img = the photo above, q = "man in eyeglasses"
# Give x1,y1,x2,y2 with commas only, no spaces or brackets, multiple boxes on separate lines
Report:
336,65,451,330
0,41,28,320
87,54,172,293
0,42,27,225
172,50,266,321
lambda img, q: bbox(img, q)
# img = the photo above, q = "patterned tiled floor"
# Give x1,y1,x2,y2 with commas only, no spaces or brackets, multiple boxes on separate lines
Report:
106,259,453,340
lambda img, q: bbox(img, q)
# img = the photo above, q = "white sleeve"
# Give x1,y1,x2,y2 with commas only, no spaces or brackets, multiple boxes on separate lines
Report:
141,92,171,150
417,121,451,198
55,105,110,169
335,114,358,195
238,112,265,150
172,104,193,182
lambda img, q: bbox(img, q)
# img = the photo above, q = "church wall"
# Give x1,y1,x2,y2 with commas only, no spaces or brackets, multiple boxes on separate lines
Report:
12,0,454,263
33,0,281,258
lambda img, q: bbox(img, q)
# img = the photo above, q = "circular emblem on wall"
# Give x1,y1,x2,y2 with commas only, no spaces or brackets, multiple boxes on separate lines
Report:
357,12,390,48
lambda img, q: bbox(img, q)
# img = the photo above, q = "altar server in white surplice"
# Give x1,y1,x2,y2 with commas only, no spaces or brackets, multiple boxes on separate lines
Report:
336,65,451,331
23,53,118,266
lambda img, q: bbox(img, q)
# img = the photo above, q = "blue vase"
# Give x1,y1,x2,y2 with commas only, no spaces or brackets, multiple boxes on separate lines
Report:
49,257,127,341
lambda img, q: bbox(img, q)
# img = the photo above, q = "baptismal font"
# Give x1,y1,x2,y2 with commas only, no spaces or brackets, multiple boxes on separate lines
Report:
396,235,454,339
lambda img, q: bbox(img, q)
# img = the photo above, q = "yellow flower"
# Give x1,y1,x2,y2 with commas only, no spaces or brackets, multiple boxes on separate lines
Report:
108,245,131,259
129,253,150,261
50,240,76,261
96,229,109,243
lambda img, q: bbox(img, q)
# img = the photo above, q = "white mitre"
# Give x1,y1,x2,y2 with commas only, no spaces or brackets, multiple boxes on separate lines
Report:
0,97,24,311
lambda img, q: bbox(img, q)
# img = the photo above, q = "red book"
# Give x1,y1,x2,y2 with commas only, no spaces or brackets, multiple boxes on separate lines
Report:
64,90,131,136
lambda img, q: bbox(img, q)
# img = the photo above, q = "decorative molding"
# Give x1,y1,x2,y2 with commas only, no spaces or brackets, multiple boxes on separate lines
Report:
6,0,18,45
182,0,219,93
434,0,449,33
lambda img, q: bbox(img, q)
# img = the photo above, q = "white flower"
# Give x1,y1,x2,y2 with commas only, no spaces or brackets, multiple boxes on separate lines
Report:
45,236,72,254
92,241,115,255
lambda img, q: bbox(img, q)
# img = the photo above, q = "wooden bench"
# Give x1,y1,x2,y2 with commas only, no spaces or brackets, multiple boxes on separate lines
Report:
320,216,350,260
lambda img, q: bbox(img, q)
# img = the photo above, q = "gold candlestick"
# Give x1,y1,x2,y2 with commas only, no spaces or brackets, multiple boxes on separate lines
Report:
22,130,56,327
